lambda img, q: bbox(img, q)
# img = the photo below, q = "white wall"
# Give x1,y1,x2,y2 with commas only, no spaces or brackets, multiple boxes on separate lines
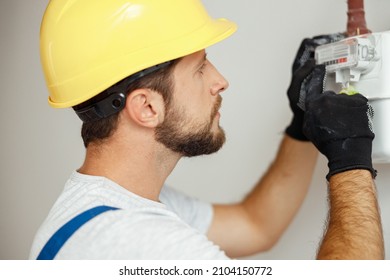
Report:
1,0,389,259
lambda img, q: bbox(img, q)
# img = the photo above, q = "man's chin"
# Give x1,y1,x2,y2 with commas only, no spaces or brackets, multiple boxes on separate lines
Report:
184,130,226,157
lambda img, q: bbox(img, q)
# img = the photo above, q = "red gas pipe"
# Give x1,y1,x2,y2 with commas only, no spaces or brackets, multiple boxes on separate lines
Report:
347,0,371,36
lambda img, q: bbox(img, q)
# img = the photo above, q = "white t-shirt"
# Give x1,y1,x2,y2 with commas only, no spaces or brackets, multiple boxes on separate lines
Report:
29,171,228,259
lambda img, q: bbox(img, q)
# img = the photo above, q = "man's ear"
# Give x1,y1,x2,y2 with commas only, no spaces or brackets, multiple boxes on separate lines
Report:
124,89,164,128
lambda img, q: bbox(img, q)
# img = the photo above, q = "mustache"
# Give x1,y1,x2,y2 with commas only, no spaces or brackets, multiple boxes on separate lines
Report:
211,96,222,120
211,95,222,117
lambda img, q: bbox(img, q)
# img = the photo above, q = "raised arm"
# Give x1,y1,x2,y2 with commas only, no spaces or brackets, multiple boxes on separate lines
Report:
207,135,317,258
302,65,384,259
317,169,384,259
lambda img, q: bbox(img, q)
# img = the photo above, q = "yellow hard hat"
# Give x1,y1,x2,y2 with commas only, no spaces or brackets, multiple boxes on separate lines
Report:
40,0,237,108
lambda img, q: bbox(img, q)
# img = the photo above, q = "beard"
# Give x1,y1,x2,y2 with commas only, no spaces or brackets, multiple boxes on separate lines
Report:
155,96,226,157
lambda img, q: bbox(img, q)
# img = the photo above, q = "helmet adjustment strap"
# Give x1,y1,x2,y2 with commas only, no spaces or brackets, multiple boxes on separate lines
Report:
74,61,173,123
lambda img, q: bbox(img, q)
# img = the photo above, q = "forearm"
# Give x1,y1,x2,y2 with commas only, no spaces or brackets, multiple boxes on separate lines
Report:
242,135,318,245
317,170,384,259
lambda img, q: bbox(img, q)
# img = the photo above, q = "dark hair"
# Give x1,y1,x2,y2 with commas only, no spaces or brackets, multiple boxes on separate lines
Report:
78,59,180,148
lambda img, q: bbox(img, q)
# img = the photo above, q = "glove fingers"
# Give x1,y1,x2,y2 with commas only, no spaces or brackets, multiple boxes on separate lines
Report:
292,39,316,73
336,92,369,106
289,59,317,112
312,33,346,45
292,33,345,73
296,59,316,78
304,64,326,104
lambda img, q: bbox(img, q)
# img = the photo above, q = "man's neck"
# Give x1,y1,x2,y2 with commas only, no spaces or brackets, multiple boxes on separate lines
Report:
78,139,180,201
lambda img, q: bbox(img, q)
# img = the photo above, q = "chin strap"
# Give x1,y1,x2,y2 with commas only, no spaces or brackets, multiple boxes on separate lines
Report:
74,61,173,123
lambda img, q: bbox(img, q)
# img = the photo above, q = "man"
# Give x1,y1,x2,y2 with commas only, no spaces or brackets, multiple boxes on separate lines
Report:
30,0,384,259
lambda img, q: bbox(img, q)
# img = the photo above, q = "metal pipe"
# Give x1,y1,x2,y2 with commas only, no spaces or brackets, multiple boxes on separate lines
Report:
347,0,371,36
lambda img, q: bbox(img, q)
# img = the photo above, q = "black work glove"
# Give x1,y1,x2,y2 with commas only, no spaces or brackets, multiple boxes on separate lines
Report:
302,65,376,180
286,33,345,141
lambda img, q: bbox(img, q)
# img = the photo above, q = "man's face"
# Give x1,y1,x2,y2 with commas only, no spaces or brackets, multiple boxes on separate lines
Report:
155,50,229,157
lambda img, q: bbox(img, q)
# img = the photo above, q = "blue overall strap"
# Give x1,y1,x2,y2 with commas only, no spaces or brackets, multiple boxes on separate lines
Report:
36,205,120,260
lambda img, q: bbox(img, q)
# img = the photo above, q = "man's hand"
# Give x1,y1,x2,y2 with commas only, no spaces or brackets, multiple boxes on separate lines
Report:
285,33,345,141
302,65,376,180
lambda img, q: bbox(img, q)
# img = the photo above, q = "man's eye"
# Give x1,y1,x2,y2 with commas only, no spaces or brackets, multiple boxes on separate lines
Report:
198,64,206,75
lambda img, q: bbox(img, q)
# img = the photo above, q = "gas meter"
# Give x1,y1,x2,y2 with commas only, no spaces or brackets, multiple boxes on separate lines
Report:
315,31,390,163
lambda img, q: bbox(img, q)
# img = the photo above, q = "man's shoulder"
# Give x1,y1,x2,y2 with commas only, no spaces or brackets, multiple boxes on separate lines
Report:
57,206,228,259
